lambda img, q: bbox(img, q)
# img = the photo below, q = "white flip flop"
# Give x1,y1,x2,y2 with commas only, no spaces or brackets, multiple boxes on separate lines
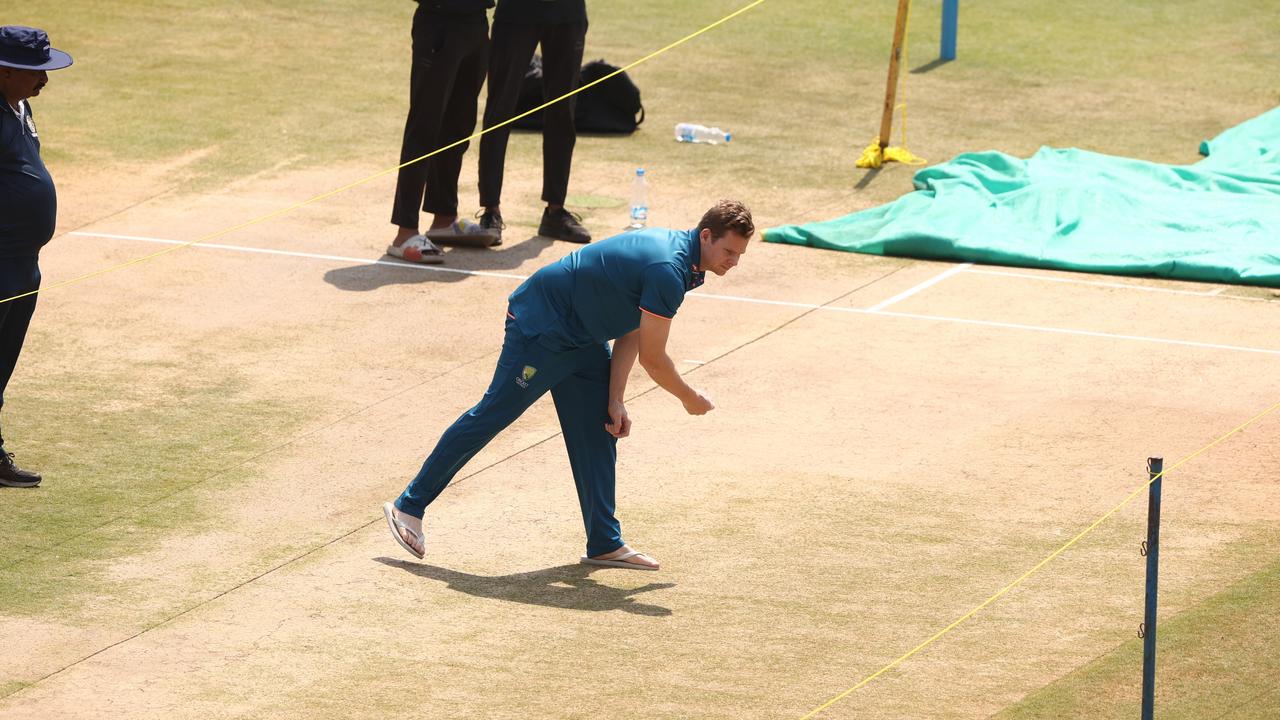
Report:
383,502,425,559
386,234,445,264
579,550,659,571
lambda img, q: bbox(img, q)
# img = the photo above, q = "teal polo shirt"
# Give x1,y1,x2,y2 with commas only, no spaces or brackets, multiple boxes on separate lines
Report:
508,227,706,350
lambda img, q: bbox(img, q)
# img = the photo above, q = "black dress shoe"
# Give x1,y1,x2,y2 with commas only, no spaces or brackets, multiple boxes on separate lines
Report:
538,207,592,244
0,451,41,488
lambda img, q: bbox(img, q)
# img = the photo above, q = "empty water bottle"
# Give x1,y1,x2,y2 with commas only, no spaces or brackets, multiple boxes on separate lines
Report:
674,122,731,145
627,168,648,230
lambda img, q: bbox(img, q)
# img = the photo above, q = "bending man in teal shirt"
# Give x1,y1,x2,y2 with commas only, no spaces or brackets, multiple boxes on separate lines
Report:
384,200,754,570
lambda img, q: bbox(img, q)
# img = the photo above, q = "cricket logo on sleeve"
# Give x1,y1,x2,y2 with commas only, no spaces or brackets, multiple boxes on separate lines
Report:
515,365,538,389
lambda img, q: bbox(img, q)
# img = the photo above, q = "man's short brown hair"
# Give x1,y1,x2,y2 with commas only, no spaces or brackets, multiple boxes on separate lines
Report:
697,199,754,240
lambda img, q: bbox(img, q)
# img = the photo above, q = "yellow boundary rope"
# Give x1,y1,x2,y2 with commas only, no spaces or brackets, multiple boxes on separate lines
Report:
890,0,925,166
799,397,1280,718
0,0,769,308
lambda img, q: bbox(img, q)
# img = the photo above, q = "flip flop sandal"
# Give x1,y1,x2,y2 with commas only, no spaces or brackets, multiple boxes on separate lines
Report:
579,550,659,571
386,234,444,264
383,502,425,559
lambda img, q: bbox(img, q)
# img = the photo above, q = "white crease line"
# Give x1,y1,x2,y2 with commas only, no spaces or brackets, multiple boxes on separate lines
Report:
867,263,973,311
68,231,1280,357
688,291,823,310
684,360,707,365
74,231,833,310
960,267,1265,300
68,231,530,280
856,308,1280,357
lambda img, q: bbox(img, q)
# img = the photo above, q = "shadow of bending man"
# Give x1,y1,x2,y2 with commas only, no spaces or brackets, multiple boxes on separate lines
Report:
374,557,675,616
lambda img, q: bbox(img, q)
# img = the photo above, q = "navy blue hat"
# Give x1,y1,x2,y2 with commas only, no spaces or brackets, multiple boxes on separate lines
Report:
0,26,73,71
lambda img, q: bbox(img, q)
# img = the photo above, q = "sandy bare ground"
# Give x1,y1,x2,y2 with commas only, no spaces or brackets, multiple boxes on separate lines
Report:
2,160,1278,719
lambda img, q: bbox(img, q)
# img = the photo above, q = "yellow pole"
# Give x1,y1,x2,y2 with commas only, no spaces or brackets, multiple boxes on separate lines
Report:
877,0,911,150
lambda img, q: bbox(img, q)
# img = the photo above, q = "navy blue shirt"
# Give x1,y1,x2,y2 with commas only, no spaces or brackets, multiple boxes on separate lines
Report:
494,0,587,25
0,100,56,258
508,227,705,350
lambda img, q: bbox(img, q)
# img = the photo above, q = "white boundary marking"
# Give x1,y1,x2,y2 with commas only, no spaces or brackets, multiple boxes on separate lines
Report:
867,263,973,311
67,231,1280,358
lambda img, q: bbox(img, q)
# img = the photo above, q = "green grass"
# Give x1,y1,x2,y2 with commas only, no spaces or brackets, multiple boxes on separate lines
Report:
20,0,415,188
0,323,307,617
18,0,1279,202
996,552,1280,719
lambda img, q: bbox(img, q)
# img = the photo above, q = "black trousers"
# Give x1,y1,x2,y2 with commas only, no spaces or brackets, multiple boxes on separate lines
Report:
391,8,490,228
479,20,587,209
0,256,40,417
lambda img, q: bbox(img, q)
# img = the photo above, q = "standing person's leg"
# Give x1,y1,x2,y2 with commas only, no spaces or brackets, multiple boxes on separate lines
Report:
386,320,570,556
389,8,466,261
550,342,658,569
477,21,541,220
422,13,497,247
535,21,591,244
0,258,43,488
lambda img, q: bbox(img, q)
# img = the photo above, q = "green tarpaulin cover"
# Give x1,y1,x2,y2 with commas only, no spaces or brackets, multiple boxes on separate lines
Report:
766,108,1280,287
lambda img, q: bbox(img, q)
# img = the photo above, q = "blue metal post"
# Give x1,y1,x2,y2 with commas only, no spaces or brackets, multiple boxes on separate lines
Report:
940,0,959,61
1141,457,1163,720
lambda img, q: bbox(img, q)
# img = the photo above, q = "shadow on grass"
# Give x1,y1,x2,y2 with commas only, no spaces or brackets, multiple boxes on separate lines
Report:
323,235,555,291
374,557,675,616
910,57,954,74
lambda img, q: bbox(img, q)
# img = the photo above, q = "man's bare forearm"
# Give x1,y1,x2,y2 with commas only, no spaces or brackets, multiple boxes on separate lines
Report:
609,330,641,402
639,352,695,403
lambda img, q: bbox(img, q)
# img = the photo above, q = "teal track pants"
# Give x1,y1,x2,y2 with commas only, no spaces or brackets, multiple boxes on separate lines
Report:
395,318,623,557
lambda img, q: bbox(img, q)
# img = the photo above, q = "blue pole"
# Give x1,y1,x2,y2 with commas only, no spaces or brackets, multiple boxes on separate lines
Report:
1141,457,1163,720
940,0,959,61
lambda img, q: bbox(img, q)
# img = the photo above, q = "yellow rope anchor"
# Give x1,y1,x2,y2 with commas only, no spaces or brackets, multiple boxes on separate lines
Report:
857,0,926,169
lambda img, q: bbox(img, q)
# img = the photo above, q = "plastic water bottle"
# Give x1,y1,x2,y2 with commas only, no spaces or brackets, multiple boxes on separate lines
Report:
627,168,648,229
674,122,731,145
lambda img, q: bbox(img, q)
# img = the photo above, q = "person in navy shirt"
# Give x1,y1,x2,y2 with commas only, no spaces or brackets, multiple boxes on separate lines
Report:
0,26,73,488
385,200,754,570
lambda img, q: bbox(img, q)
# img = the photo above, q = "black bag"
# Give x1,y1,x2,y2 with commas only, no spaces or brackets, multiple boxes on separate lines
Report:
575,59,644,134
511,56,645,134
